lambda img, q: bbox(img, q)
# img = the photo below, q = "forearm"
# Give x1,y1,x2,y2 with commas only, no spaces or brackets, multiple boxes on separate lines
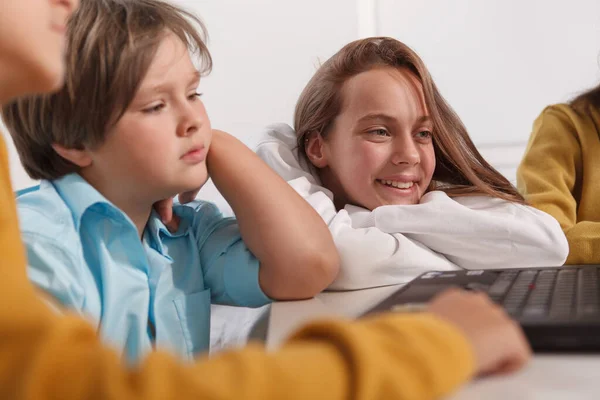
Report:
410,204,567,269
354,193,567,268
7,307,474,400
207,130,339,299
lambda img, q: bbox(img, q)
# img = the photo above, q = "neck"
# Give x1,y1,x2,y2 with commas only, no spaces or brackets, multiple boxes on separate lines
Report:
79,171,153,238
115,200,153,239
318,168,347,211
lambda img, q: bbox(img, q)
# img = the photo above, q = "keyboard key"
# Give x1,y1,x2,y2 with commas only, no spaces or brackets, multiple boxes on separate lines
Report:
522,305,547,317
502,270,538,316
577,267,599,317
488,271,519,298
521,270,557,318
550,269,577,318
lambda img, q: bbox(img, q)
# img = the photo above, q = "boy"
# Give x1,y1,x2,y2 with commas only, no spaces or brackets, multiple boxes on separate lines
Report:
2,0,339,363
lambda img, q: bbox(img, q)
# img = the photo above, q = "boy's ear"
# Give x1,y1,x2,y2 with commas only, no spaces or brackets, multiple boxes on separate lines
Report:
51,144,93,168
305,132,328,168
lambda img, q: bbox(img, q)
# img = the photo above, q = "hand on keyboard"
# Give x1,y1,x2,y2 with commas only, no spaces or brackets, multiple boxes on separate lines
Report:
428,288,532,376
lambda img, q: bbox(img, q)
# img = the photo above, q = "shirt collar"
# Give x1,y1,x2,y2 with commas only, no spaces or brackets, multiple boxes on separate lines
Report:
48,173,123,231
49,173,191,256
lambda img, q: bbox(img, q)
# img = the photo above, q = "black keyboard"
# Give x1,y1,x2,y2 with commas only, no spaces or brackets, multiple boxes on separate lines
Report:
365,265,600,351
487,267,600,319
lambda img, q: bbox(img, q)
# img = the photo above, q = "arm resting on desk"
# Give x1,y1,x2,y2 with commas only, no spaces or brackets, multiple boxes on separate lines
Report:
1,282,476,400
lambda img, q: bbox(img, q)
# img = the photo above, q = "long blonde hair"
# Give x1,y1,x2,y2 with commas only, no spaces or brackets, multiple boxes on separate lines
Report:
295,37,524,203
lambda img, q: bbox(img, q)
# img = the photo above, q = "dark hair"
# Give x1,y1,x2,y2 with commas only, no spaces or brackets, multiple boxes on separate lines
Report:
571,83,600,110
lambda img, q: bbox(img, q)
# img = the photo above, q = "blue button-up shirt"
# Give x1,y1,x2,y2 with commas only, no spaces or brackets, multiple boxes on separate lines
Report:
17,173,270,364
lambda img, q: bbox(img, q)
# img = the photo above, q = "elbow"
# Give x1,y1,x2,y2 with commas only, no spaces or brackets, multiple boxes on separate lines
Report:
297,249,341,297
535,217,569,266
547,218,570,265
553,232,570,265
261,247,340,300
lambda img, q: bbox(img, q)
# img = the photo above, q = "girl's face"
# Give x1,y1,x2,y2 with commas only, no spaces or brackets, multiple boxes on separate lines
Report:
0,0,78,101
307,66,436,211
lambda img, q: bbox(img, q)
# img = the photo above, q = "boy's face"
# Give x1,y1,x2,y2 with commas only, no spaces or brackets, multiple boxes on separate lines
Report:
85,33,212,203
0,0,78,100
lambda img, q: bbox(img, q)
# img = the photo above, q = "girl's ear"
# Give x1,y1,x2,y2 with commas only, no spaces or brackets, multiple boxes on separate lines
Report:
305,132,329,168
52,144,93,168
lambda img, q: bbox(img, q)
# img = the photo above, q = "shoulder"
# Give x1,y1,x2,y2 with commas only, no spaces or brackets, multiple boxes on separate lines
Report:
537,103,577,120
534,104,595,136
17,183,77,240
255,123,321,184
255,123,298,148
255,123,299,165
17,188,83,293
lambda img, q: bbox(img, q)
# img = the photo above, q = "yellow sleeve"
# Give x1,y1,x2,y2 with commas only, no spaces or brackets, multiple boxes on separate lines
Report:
5,313,474,400
517,105,600,264
0,134,474,400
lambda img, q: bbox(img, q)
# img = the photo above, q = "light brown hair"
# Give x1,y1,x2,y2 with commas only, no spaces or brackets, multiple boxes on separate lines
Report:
295,37,524,203
1,0,212,180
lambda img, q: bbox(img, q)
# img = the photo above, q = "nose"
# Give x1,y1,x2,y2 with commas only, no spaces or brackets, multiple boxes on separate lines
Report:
390,132,420,166
176,100,205,138
53,0,79,15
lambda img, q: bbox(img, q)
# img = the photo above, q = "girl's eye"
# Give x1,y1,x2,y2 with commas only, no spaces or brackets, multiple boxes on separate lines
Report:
416,130,432,139
368,128,390,137
142,103,165,114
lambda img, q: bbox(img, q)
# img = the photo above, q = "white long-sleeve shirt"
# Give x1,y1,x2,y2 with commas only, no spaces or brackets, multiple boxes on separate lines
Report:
256,123,569,290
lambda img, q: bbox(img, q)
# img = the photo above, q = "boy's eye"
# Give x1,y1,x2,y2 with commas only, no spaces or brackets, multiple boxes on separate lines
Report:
368,128,390,137
188,92,203,101
143,103,165,114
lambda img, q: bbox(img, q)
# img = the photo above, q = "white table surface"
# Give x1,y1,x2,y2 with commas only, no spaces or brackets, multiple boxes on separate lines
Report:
266,285,600,400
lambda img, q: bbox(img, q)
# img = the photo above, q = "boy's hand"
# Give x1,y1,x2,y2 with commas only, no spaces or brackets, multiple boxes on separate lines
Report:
427,289,532,376
153,189,201,232
178,189,201,204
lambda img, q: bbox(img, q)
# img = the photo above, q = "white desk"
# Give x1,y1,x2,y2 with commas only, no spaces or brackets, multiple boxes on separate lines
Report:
266,285,600,400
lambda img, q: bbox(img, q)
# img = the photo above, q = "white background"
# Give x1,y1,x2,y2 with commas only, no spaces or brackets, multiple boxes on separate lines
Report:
2,0,600,196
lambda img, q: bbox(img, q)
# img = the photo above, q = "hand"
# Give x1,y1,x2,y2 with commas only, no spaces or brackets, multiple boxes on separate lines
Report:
153,188,201,232
427,288,532,376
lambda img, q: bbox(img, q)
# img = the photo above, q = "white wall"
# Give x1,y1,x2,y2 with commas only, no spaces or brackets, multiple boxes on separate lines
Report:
2,0,600,194
377,0,600,180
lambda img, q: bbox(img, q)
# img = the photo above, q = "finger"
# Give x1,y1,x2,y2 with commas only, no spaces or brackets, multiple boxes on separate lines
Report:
511,321,533,357
430,287,463,303
153,197,174,223
179,189,200,204
156,203,173,224
483,352,528,376
164,214,181,233
485,330,531,376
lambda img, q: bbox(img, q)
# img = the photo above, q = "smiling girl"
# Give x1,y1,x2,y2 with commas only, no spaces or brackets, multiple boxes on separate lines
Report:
257,37,568,289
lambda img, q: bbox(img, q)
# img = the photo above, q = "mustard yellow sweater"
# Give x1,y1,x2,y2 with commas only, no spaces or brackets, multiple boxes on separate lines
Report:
518,103,600,264
0,135,475,400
